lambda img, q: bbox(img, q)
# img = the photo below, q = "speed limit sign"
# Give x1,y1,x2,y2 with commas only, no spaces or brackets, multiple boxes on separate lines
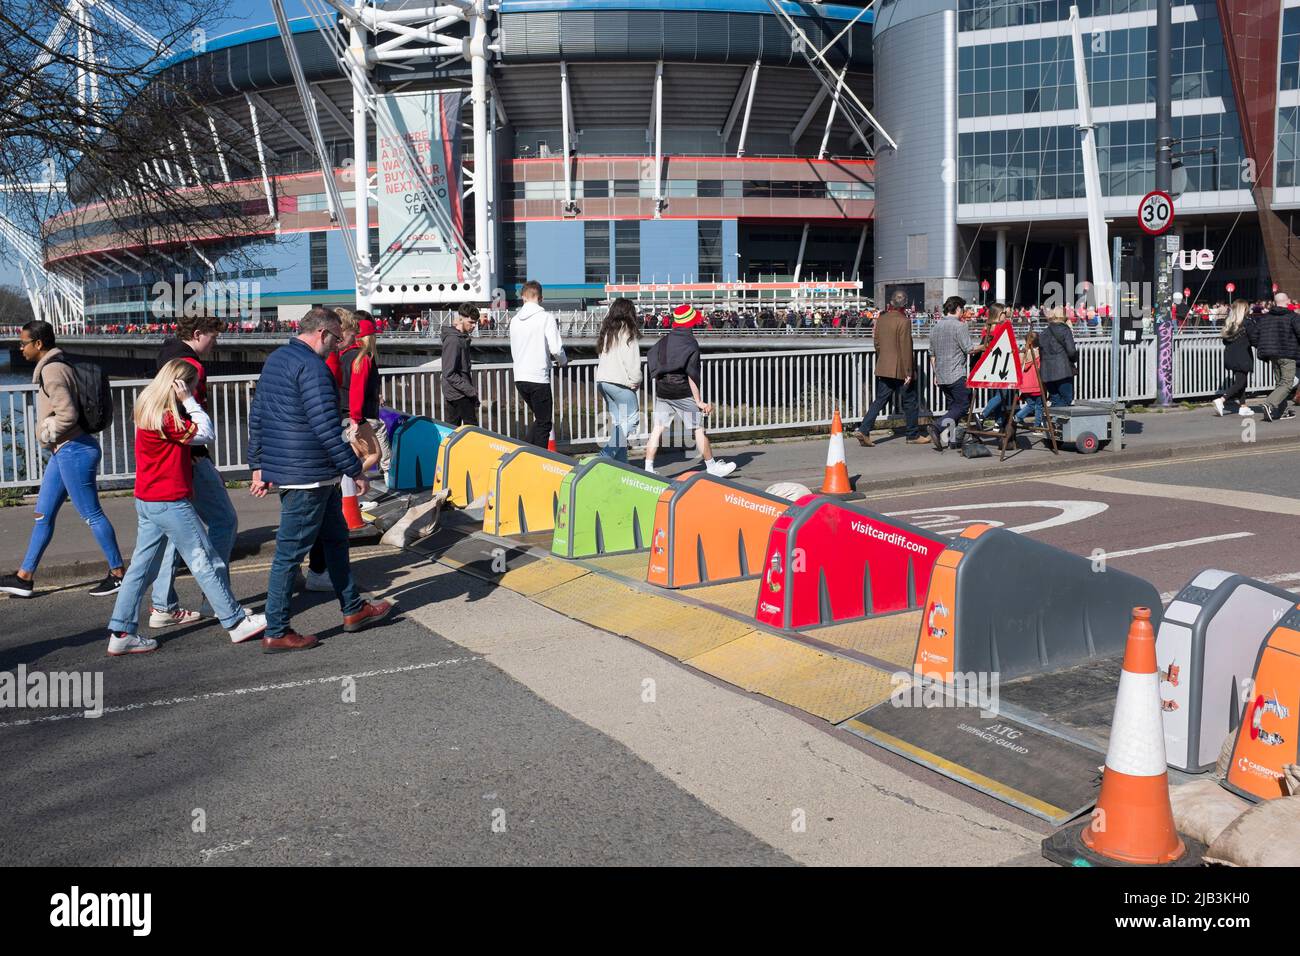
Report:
1138,190,1175,236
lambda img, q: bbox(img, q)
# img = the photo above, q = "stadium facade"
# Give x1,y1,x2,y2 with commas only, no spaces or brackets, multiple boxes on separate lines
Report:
36,0,1300,323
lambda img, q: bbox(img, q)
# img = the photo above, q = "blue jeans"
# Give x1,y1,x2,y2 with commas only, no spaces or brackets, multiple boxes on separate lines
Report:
980,391,1011,428
265,485,362,638
598,382,640,463
109,499,245,634
1045,379,1075,407
21,434,123,574
150,457,238,613
1015,395,1046,426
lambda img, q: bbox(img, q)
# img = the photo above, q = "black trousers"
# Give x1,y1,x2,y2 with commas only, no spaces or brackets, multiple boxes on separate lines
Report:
446,396,479,427
857,376,920,438
938,381,971,442
515,381,554,447
1221,371,1248,407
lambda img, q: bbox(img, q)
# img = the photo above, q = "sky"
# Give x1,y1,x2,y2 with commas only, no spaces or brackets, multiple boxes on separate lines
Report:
0,0,306,291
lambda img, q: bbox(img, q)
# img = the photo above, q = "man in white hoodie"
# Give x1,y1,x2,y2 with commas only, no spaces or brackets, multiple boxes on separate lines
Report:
509,280,568,446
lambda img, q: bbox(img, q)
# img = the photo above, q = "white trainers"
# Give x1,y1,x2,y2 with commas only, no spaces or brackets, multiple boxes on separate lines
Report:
148,607,202,629
1239,405,1256,416
1213,397,1225,416
644,462,657,475
107,633,158,656
360,499,378,512
304,568,334,592
706,459,737,478
228,613,268,644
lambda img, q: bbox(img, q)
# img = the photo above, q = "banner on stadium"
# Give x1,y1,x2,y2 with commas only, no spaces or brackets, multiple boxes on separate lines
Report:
375,91,464,289
604,280,863,294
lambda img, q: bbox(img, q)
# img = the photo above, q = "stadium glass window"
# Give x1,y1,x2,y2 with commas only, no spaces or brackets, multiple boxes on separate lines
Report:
614,220,640,282
697,179,723,198
505,222,527,285
698,221,722,280
583,179,610,198
309,232,328,290
585,222,611,284
612,180,640,198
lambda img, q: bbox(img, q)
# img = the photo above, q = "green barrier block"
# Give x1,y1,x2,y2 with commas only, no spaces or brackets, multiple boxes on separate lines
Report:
552,459,671,559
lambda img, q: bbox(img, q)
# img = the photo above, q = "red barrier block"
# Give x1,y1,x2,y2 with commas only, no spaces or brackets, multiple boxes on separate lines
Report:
754,495,947,630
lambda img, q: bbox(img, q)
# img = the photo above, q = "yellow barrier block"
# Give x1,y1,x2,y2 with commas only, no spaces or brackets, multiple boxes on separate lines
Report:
498,558,591,597
532,574,750,659
686,632,895,723
435,426,524,507
811,611,924,669
486,446,575,536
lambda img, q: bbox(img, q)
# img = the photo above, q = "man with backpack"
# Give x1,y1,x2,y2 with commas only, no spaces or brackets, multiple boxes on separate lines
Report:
145,314,243,628
928,296,975,452
1249,291,1300,420
642,304,735,478
1,320,125,599
441,303,480,426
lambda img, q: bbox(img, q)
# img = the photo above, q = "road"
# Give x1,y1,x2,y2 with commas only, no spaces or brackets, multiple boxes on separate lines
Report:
0,447,1291,866
856,444,1300,598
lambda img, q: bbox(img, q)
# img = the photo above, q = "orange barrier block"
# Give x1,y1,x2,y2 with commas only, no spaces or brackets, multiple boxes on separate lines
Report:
1222,606,1300,802
646,474,792,588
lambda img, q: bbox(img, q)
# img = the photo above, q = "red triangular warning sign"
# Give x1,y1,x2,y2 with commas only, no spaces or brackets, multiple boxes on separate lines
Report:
967,321,1024,390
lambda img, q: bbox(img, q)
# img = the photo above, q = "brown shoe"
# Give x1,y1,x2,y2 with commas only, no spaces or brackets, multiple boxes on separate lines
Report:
906,435,931,444
343,599,395,633
854,431,875,447
261,631,319,654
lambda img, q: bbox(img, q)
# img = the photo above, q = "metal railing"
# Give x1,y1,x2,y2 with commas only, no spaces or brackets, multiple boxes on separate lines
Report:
0,335,1277,489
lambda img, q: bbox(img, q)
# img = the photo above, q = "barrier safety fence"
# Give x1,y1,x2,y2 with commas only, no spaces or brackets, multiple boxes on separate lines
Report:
0,335,1278,489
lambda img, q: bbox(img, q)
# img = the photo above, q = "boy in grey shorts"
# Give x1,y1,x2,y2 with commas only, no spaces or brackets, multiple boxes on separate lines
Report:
643,304,736,478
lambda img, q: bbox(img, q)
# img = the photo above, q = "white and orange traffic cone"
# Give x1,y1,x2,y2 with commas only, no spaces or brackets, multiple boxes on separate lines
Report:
1043,607,1196,866
341,474,366,531
820,410,857,498
547,427,558,453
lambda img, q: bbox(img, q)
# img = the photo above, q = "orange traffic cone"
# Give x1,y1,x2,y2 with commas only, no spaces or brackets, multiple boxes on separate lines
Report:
821,410,854,496
547,427,558,453
1043,607,1196,866
341,474,366,531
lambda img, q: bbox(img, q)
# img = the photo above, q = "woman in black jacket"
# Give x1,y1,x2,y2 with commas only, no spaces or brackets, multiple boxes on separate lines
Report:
1039,308,1079,406
1214,299,1256,416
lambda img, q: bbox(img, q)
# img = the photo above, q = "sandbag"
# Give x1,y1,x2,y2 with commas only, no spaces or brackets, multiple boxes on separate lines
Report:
1205,795,1300,867
1214,732,1235,780
1169,779,1250,847
765,481,813,502
381,490,450,548
1287,764,1299,796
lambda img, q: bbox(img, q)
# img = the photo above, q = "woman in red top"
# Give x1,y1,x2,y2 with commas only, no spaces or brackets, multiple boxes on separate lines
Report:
104,360,267,655
338,311,389,476
1013,331,1045,427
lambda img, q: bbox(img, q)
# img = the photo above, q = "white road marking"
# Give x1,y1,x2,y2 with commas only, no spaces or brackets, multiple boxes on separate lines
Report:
0,657,482,729
200,839,253,863
1099,532,1253,561
884,499,1109,535
1040,473,1300,516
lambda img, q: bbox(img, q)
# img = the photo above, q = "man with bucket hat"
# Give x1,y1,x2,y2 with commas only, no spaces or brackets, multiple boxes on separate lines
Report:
642,304,736,478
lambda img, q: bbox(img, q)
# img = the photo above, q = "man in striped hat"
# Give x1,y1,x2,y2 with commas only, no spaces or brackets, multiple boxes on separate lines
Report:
643,304,736,478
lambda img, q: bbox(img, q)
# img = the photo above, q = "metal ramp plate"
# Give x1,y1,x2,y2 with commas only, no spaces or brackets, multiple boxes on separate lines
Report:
843,699,1105,824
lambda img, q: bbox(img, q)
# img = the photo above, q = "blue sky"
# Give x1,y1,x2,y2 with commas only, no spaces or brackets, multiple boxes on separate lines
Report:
0,0,303,291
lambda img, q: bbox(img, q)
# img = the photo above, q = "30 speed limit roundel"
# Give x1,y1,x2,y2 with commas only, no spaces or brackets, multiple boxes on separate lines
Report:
1138,190,1175,236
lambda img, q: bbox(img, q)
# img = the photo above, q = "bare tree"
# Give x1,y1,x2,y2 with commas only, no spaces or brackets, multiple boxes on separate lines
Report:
1,0,287,303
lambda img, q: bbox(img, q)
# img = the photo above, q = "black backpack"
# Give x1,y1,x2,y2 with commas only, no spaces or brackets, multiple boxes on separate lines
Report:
41,354,113,434
651,338,691,399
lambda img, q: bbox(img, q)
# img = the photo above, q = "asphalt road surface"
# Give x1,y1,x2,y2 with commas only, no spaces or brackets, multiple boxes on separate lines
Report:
4,447,1284,867
860,443,1300,598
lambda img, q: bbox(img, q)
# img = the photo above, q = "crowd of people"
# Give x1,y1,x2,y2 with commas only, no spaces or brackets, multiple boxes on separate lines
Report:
4,284,1297,650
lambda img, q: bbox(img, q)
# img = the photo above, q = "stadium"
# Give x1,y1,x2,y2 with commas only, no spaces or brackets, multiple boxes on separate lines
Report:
23,0,1300,327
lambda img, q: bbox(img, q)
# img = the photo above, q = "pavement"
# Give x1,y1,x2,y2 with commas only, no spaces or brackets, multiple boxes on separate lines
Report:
2,402,1297,865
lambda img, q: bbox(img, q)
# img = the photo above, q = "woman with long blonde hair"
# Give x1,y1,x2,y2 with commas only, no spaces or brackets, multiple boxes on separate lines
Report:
104,359,266,655
1214,298,1256,416
339,310,390,476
